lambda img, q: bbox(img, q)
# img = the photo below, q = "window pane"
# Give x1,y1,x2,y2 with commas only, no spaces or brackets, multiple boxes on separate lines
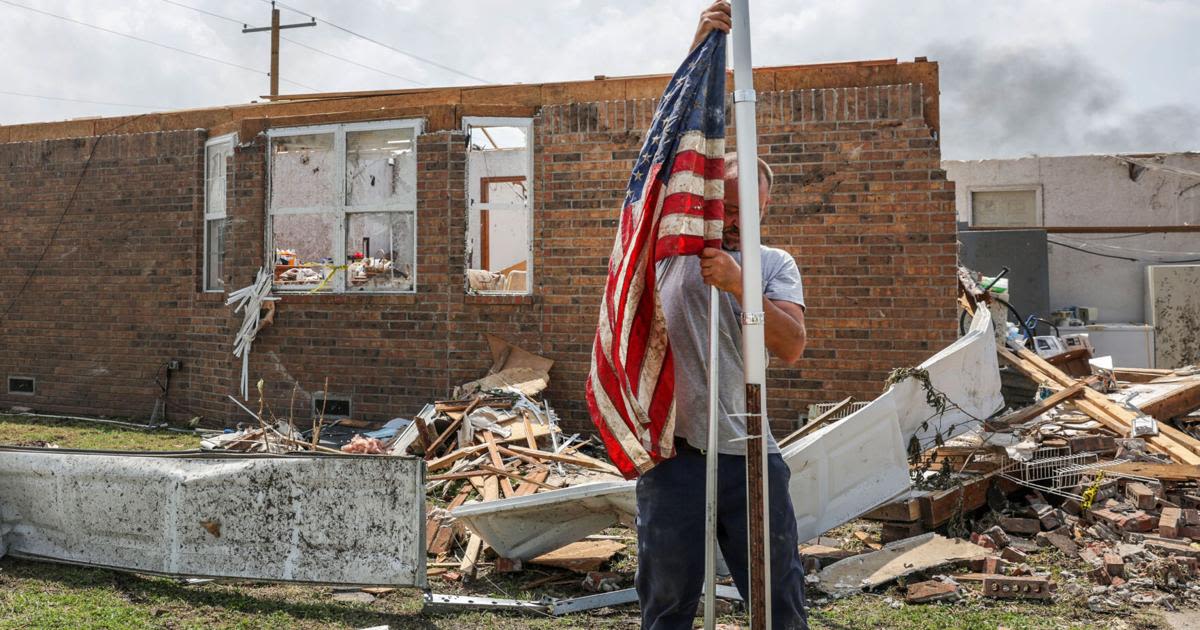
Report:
467,123,531,294
346,212,415,292
204,218,226,291
273,213,336,290
205,140,232,217
971,190,1037,227
346,128,416,206
270,133,335,209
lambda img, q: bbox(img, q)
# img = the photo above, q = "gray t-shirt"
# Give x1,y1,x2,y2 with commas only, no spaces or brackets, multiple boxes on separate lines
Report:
657,246,806,456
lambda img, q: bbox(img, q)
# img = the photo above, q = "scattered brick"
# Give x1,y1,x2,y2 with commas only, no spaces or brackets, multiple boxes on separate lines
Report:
1125,482,1157,511
1160,507,1182,539
1103,553,1124,578
905,580,960,604
999,516,1041,535
1001,546,1028,563
982,575,1053,600
984,525,1011,548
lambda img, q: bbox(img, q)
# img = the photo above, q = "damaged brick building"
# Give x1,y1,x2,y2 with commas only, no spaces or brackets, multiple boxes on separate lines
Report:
0,59,957,435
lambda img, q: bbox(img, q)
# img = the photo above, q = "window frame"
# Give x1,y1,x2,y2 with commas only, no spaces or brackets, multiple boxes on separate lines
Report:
203,132,236,293
463,116,534,296
265,118,423,294
967,184,1043,228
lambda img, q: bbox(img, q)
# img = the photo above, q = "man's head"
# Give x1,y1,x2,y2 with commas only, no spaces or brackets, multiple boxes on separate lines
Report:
721,152,773,251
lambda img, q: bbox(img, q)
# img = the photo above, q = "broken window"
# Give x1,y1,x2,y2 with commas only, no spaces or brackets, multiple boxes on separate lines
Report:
204,133,235,292
465,118,532,294
267,120,421,293
970,188,1041,228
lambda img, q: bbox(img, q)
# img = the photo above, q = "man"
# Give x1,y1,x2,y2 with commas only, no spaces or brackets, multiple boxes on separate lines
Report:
634,7,810,628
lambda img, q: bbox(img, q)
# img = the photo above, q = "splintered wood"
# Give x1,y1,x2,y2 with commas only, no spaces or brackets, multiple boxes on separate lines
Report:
997,345,1200,465
414,386,624,579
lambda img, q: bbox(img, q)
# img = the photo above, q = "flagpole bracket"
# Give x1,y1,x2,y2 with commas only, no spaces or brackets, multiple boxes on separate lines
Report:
733,89,757,103
740,312,765,326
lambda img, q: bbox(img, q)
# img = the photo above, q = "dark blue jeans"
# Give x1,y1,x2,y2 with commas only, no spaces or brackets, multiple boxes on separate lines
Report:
636,443,808,629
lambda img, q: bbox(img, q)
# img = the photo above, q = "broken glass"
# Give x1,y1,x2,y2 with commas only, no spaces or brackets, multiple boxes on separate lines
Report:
345,212,415,292
346,128,416,207
270,133,335,209
272,213,335,290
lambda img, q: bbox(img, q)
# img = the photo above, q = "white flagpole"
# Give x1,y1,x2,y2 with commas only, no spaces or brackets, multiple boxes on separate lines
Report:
730,1,772,628
703,285,720,630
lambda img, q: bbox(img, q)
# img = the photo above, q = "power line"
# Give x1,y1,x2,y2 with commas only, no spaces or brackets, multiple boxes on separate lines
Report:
0,0,319,92
0,89,171,110
161,0,422,86
259,0,490,84
282,36,425,86
1047,239,1200,264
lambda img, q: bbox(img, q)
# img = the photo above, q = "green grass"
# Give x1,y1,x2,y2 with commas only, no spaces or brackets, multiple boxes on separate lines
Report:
0,415,1180,629
0,414,196,451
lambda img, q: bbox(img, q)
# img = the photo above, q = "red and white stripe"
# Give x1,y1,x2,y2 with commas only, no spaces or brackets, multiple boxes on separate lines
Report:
587,130,724,479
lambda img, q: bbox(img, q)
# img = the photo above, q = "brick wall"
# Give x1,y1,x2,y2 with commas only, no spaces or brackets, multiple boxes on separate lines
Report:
0,81,956,438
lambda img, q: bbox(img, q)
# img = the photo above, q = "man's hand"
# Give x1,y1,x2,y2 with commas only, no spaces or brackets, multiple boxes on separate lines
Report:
699,247,742,298
690,1,731,53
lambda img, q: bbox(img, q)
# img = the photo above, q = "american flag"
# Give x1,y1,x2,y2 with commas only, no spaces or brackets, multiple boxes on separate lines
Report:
586,32,727,479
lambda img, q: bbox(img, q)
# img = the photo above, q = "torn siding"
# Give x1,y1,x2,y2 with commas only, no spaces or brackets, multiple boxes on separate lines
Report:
0,448,426,587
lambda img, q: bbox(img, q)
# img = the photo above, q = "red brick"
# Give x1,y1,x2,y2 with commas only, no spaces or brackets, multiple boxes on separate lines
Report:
0,80,957,437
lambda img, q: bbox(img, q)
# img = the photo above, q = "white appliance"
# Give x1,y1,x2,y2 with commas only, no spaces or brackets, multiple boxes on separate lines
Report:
1058,324,1156,368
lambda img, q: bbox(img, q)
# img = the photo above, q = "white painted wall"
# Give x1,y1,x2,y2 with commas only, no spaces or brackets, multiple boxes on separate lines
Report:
945,154,1200,323
467,148,529,270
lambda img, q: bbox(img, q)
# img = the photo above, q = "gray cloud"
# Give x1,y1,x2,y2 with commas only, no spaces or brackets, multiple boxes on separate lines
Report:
933,41,1200,159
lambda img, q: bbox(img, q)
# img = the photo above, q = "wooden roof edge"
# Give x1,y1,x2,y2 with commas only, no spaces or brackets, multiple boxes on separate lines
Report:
0,58,939,143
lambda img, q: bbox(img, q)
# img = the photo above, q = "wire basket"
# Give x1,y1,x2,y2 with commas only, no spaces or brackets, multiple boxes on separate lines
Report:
999,446,1157,500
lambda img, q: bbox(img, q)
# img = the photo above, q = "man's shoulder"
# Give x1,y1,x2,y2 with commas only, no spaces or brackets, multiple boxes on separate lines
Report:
759,244,800,274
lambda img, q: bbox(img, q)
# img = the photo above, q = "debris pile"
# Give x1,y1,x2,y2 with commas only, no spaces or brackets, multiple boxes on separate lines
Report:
803,269,1200,613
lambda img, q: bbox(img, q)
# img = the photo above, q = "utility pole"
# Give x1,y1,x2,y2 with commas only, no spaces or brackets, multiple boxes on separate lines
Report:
242,2,316,97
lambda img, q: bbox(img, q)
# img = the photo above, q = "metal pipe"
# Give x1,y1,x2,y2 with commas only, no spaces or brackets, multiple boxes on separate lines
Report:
730,0,772,627
703,285,721,630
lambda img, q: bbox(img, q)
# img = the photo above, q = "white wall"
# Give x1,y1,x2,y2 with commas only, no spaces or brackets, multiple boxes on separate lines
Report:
467,148,529,270
945,154,1200,323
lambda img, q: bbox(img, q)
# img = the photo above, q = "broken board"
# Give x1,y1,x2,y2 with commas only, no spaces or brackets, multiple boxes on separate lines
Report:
452,480,635,560
783,390,912,543
890,308,1005,448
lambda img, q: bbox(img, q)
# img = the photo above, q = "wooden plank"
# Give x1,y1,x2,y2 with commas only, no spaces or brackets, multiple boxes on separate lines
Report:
529,539,626,574
476,464,558,491
1104,462,1200,482
993,383,1086,427
459,534,483,579
520,409,538,450
1113,368,1176,384
861,496,922,523
482,431,517,498
412,416,435,453
508,445,621,475
514,468,550,497
426,444,490,472
998,346,1200,465
1139,380,1200,422
779,396,854,447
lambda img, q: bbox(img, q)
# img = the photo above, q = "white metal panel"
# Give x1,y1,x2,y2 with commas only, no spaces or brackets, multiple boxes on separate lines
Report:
0,448,426,587
1059,323,1156,369
891,308,1005,449
1147,264,1200,369
783,391,911,543
452,480,635,560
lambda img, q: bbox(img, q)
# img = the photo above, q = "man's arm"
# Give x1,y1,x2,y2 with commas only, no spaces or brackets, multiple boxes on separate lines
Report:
699,247,807,366
690,1,731,52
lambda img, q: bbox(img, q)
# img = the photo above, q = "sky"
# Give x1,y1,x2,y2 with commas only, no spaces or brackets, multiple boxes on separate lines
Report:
0,0,1196,160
